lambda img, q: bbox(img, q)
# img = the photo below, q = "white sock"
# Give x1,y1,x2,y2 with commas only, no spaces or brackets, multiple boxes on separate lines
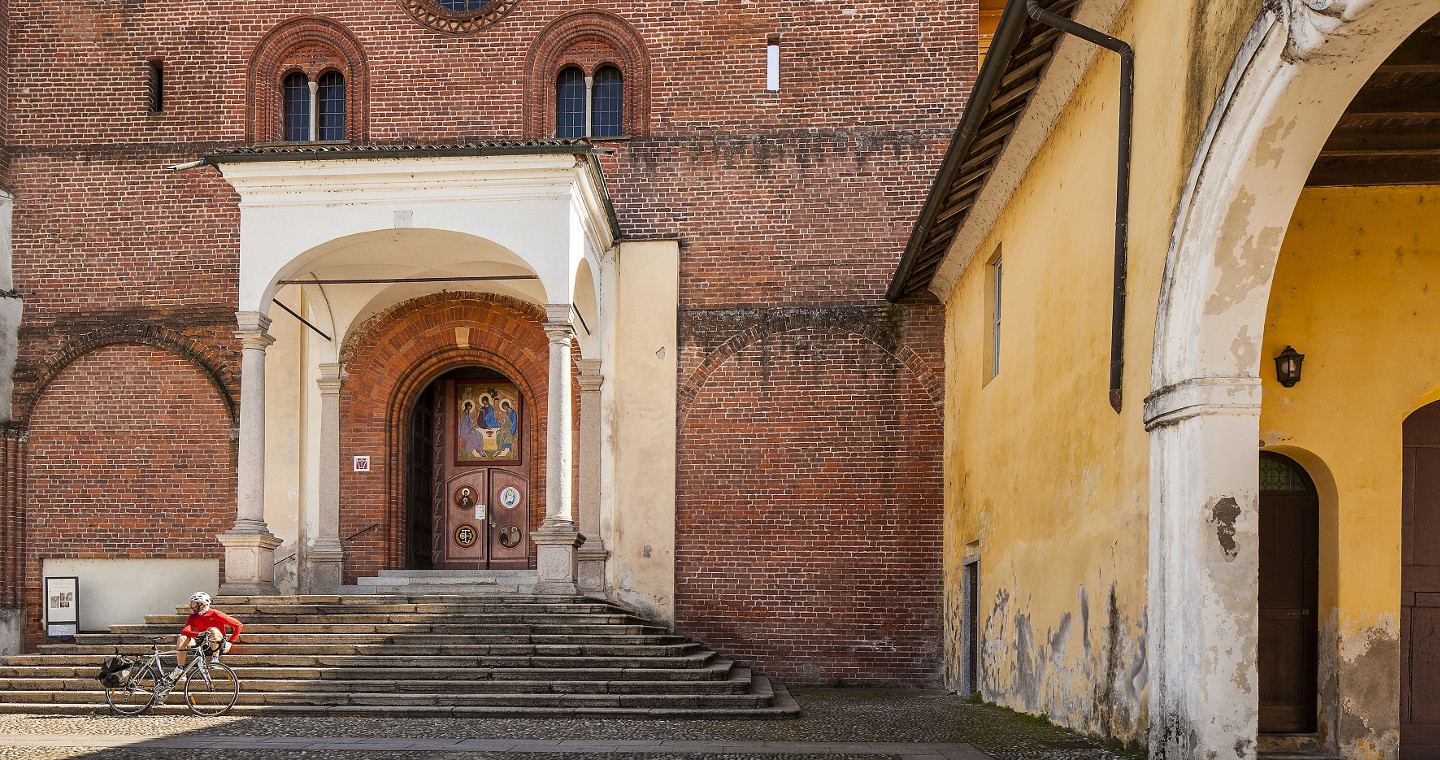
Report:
170,667,183,679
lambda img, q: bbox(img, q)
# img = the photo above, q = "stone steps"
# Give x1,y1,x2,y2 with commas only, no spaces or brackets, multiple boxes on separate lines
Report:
0,592,797,718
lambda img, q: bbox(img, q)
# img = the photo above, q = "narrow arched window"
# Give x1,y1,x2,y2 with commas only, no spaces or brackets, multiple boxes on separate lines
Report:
592,66,623,138
317,71,346,141
283,72,310,141
556,67,586,138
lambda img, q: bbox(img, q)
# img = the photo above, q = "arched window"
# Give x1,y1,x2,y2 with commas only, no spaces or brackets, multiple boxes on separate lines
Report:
555,67,586,138
317,72,346,141
283,72,311,142
248,18,368,143
525,12,650,139
592,66,623,138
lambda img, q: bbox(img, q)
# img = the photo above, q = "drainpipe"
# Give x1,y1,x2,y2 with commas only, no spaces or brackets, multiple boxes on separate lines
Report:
1025,0,1133,414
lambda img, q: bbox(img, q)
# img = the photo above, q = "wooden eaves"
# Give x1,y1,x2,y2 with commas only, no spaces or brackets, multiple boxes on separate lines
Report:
887,0,1078,302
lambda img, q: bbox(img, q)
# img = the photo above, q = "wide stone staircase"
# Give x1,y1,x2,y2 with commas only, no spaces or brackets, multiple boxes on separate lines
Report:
0,590,798,717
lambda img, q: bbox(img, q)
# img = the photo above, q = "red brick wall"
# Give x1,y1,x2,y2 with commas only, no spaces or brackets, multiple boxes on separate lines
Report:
338,292,559,582
22,343,235,649
1,0,970,679
676,324,944,686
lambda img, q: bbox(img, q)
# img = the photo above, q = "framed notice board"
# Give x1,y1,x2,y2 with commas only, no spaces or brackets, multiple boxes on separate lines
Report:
44,576,78,639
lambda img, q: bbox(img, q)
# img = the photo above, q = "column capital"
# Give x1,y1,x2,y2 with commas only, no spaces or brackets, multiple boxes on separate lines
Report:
543,303,573,324
544,322,575,346
316,362,345,396
1143,376,1261,431
576,359,604,391
235,311,275,349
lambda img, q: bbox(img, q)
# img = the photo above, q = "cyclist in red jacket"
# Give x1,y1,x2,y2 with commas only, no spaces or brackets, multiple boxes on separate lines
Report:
168,591,242,681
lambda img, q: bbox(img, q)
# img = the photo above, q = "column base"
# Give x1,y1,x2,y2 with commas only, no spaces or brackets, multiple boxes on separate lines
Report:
531,523,585,595
577,542,610,597
217,530,285,596
303,544,345,594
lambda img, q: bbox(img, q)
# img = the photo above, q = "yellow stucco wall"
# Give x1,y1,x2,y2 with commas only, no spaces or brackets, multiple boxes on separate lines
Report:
1261,185,1440,759
941,0,1261,744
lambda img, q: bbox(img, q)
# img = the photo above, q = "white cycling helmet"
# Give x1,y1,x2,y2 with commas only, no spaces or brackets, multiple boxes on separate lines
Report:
189,591,212,607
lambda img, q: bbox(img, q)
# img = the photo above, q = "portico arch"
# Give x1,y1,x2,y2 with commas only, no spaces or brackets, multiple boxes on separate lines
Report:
1145,2,1440,759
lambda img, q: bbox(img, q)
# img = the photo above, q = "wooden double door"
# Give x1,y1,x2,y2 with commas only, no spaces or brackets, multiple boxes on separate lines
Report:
409,371,532,570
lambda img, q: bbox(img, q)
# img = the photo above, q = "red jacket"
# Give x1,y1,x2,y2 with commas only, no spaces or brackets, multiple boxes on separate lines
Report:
180,608,243,642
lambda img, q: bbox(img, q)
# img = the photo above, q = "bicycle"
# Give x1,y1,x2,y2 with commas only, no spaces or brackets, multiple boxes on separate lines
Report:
102,634,240,716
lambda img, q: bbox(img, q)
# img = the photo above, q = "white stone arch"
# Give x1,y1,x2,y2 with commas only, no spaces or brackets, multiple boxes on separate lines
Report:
1144,3,1440,759
268,227,550,358
572,256,600,359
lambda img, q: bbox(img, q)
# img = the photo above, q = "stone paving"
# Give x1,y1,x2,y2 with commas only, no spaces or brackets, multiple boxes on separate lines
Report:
0,687,1137,760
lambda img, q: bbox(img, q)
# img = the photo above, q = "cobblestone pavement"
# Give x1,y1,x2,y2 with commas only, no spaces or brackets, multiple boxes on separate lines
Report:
0,688,1136,760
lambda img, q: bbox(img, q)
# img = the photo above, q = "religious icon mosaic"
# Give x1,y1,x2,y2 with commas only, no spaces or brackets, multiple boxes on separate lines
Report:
455,380,522,465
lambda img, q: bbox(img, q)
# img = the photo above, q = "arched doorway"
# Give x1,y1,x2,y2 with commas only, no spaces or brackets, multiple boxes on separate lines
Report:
1258,453,1319,734
405,366,532,570
1403,400,1440,758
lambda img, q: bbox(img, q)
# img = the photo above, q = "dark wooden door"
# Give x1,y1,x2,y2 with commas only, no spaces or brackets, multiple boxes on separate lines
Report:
1404,401,1440,759
429,372,531,571
1258,453,1319,734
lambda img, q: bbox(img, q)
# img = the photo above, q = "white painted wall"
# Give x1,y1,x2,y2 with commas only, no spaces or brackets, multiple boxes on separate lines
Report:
41,558,219,632
607,239,680,624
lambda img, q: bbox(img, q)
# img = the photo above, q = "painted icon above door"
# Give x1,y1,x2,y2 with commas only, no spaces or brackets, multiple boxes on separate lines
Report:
455,380,521,465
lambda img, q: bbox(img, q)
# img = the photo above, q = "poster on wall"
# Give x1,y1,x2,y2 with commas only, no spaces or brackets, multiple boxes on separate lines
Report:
44,576,78,639
455,380,522,465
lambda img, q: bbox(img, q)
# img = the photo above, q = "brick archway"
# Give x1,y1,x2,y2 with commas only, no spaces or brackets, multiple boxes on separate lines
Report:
337,293,565,581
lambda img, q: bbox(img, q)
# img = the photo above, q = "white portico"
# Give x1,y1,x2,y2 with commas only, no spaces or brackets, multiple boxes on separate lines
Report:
192,142,680,621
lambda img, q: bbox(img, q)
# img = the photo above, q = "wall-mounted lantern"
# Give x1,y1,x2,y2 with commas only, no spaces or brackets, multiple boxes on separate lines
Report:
1274,346,1304,388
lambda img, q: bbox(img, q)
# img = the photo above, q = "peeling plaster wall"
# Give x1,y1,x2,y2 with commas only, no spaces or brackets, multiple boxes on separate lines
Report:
939,0,1261,747
1260,186,1440,760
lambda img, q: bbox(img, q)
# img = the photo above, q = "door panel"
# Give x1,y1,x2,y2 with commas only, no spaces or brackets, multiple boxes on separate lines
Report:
1258,455,1318,734
1404,401,1440,758
436,472,485,569
488,469,529,569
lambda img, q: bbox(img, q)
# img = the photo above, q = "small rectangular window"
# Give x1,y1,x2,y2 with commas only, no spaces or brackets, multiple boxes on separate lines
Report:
146,61,164,113
984,248,1002,383
766,35,780,92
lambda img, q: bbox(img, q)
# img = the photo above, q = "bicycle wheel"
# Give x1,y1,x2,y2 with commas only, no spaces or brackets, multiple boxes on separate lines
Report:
105,665,158,715
183,662,239,716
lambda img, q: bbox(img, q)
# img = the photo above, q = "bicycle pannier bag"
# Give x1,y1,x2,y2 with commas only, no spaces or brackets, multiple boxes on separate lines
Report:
97,656,132,688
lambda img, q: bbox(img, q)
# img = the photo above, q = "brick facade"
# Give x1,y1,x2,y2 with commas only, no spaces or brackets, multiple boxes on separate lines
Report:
0,0,972,683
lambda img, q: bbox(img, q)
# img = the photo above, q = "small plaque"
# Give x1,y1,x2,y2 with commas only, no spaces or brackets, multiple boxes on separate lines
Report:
499,486,522,510
455,523,478,548
354,456,371,472
47,623,76,639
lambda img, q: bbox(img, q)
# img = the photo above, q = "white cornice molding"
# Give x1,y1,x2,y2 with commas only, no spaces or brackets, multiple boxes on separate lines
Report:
928,0,1127,300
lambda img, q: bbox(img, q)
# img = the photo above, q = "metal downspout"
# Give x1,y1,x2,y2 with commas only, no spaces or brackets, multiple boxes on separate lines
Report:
1025,0,1134,413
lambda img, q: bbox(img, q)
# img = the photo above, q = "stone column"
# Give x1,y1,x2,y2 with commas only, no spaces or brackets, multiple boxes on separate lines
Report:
575,359,609,597
532,304,584,595
1144,377,1262,760
305,363,345,593
219,312,284,596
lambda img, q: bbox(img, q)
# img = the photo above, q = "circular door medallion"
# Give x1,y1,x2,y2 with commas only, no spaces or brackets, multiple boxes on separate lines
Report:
499,486,522,510
400,0,521,36
454,524,478,548
498,524,522,548
454,485,477,509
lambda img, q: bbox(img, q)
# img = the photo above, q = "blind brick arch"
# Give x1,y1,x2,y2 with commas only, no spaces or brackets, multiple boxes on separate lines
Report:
22,343,236,649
